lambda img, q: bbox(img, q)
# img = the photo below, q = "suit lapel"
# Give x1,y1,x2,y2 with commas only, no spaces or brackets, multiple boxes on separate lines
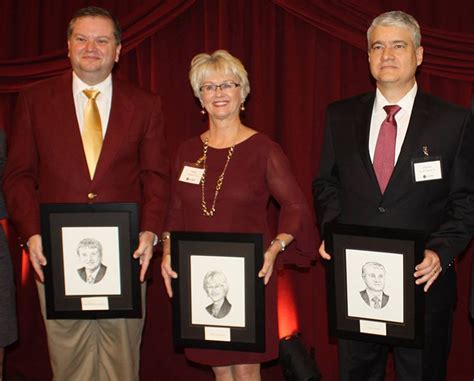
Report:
94,79,134,179
355,93,381,192
387,91,430,190
51,72,91,180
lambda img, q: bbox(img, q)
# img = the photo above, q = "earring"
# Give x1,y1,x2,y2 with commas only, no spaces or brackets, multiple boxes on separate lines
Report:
240,103,245,111
201,107,206,115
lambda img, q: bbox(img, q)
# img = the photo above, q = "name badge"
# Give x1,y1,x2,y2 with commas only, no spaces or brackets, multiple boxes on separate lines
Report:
179,162,204,184
411,156,442,182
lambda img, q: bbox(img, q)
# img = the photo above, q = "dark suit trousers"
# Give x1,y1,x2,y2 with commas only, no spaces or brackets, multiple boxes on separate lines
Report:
338,308,453,381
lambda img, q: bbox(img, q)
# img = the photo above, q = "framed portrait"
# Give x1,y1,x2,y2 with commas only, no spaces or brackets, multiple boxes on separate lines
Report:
40,203,141,319
325,223,425,347
171,231,265,352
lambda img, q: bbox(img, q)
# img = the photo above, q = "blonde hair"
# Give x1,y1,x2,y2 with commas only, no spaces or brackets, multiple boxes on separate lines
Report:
203,271,229,295
189,50,250,101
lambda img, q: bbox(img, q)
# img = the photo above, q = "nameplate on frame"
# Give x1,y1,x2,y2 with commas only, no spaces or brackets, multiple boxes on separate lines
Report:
359,319,387,336
81,296,110,310
204,326,231,341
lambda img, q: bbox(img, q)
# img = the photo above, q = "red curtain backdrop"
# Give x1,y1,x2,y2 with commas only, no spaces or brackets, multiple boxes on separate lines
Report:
1,1,473,380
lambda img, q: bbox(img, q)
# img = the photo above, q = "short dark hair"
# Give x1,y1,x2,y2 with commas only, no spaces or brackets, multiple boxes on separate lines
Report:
67,6,122,44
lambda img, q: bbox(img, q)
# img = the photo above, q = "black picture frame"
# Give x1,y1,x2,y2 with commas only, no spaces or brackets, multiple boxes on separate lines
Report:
325,223,425,347
171,231,265,352
40,203,141,319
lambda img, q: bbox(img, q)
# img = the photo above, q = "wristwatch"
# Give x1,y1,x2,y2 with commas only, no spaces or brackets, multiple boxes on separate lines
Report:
271,238,286,252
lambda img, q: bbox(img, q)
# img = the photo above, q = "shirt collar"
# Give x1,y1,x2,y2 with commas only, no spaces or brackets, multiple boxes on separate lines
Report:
72,71,112,99
374,82,418,114
85,265,101,278
366,288,383,300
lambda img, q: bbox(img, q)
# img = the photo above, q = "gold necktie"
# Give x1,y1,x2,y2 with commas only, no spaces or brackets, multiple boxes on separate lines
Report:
82,89,103,179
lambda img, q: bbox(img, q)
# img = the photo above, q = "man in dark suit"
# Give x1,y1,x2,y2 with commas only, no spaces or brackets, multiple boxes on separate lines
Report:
313,10,474,381
360,262,389,309
3,6,168,381
76,238,107,284
471,96,474,320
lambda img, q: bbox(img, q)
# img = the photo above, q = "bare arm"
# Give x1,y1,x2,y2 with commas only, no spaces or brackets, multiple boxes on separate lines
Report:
258,233,294,285
160,232,177,297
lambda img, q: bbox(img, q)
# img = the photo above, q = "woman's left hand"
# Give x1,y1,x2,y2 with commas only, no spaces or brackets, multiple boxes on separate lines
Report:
133,231,156,282
258,234,293,285
258,249,279,285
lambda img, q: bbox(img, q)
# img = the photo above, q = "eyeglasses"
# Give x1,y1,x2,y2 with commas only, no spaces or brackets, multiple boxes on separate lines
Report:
199,82,240,93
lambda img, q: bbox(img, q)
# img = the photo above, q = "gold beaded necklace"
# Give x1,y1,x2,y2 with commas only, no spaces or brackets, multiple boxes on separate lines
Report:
200,138,235,217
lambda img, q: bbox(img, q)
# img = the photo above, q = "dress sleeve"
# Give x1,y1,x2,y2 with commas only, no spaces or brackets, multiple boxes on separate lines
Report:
163,145,185,232
266,141,316,267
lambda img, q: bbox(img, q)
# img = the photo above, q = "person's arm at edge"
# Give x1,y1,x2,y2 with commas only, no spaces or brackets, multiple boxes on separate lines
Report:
132,94,170,282
415,109,474,291
313,104,341,261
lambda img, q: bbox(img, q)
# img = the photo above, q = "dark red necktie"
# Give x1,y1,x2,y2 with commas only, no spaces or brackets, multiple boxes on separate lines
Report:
373,105,401,193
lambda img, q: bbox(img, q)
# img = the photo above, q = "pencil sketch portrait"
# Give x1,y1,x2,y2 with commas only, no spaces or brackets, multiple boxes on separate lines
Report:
203,270,232,319
76,238,107,284
360,261,389,309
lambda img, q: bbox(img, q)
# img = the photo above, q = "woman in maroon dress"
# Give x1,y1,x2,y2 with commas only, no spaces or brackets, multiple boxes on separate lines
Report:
161,50,315,381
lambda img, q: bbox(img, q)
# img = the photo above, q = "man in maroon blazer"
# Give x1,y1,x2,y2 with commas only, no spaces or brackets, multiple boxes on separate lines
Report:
3,6,168,381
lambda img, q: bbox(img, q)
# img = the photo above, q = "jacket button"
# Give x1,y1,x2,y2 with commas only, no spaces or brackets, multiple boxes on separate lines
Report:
87,192,97,200
378,207,386,213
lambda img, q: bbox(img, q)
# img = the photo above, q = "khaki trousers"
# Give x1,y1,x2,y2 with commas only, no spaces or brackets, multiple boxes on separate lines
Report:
37,281,146,381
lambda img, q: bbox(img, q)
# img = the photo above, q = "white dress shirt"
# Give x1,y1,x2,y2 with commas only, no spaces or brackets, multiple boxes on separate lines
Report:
368,83,418,164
